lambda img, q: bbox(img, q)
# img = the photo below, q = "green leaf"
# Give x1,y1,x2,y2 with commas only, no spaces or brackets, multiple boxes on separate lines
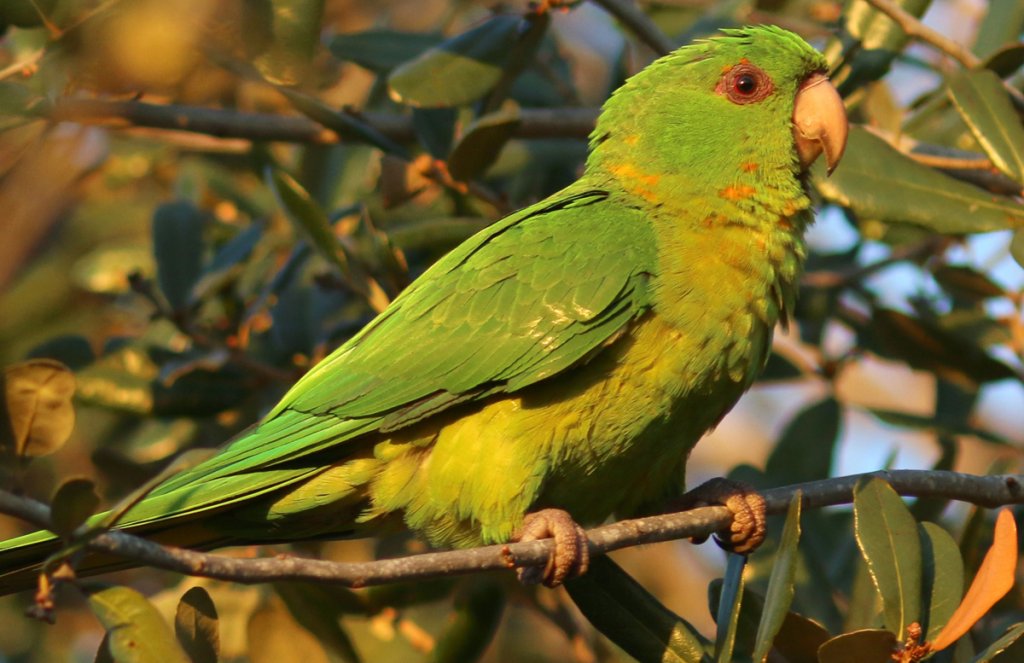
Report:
447,103,521,181
565,555,708,663
973,0,1024,59
329,30,442,74
429,582,505,663
714,554,745,663
948,69,1024,185
266,166,350,275
765,399,841,485
152,201,206,311
1011,229,1024,271
920,522,964,642
826,0,933,93
175,587,219,663
387,15,525,108
88,586,190,663
0,359,76,458
977,622,1024,661
50,478,100,539
247,597,330,663
815,127,1024,234
853,478,922,638
252,0,324,83
752,492,802,662
769,611,830,663
274,583,364,663
815,629,898,662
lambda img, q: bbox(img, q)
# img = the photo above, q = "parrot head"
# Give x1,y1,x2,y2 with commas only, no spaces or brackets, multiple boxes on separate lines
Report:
587,25,847,187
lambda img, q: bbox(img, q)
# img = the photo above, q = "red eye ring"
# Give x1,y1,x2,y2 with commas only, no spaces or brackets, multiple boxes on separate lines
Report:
718,63,773,104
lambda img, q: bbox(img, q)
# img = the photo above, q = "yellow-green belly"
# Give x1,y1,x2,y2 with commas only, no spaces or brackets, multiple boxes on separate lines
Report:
264,311,767,549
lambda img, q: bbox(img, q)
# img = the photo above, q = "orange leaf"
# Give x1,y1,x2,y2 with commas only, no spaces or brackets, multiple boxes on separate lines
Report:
930,509,1018,651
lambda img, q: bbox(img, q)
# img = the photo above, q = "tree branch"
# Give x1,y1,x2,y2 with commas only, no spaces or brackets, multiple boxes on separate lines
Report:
49,99,599,146
0,470,1020,589
861,0,981,69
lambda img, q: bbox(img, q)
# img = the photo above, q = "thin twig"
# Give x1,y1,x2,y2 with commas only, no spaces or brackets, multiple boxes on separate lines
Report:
0,470,1020,591
862,0,981,69
589,0,675,56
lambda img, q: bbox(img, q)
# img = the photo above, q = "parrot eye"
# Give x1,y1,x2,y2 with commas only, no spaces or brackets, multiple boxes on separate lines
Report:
718,63,773,105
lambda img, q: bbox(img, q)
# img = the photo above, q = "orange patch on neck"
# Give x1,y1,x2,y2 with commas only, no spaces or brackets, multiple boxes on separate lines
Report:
740,162,759,172
609,162,661,202
719,184,757,200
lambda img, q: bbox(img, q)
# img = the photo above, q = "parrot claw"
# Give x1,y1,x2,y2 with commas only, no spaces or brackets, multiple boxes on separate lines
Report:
513,508,590,587
675,478,767,555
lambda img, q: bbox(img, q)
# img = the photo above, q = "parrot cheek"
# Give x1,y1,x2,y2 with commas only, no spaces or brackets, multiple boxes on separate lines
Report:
792,73,849,175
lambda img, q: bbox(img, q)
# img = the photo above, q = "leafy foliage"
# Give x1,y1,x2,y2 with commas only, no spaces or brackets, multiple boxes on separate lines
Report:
0,0,1023,662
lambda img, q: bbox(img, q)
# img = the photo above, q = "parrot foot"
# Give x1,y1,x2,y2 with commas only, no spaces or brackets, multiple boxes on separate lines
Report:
675,478,767,555
513,508,590,587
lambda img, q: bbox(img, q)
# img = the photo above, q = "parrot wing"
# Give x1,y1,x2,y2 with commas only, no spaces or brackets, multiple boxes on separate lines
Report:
133,185,658,518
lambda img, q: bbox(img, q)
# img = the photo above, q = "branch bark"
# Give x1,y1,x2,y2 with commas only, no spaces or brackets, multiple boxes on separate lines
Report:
0,470,1021,589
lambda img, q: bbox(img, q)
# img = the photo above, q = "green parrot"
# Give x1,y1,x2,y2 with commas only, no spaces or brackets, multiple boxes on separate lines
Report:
0,25,847,592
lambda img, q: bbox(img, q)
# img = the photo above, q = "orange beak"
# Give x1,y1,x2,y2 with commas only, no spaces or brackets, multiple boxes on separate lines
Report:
792,73,848,175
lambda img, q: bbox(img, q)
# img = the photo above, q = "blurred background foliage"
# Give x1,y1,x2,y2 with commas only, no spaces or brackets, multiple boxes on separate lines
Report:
1,0,1024,661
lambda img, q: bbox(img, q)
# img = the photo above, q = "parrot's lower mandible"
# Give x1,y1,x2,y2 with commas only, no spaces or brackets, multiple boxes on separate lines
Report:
0,25,848,592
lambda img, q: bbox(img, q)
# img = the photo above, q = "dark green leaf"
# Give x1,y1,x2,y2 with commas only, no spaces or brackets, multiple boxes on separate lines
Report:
0,359,76,458
565,555,708,663
429,582,504,663
866,408,1007,445
447,103,521,181
26,335,95,371
933,265,1004,302
815,629,898,662
853,478,922,638
982,44,1024,78
175,587,219,663
865,308,1016,388
274,582,365,663
948,69,1024,185
765,399,841,485
88,586,190,663
758,351,803,381
920,522,964,642
412,107,457,159
50,478,100,539
328,30,442,74
815,127,1024,234
276,86,409,156
387,15,524,108
752,492,802,662
153,201,206,311
979,622,1024,661
714,554,745,663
